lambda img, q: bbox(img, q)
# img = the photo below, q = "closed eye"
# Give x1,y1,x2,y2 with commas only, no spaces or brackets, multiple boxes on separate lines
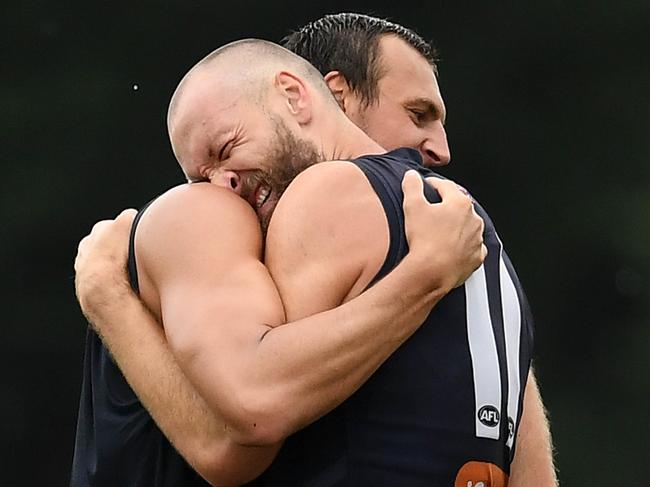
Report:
404,97,446,126
218,140,232,161
408,108,427,125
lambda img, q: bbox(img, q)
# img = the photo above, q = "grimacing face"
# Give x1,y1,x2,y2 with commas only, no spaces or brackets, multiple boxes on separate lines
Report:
169,72,321,230
346,35,451,167
233,116,322,232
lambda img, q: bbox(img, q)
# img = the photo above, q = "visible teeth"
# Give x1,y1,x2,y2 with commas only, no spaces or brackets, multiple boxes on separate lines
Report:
256,186,270,208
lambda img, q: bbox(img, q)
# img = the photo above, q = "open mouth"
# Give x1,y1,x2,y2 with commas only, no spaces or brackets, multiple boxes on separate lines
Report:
253,183,272,211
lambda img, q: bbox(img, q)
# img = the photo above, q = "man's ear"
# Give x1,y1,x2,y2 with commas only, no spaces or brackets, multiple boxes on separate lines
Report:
274,71,312,125
323,71,352,113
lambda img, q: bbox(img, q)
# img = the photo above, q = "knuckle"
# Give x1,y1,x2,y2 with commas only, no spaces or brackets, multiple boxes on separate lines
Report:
445,179,458,191
93,220,111,233
119,208,137,220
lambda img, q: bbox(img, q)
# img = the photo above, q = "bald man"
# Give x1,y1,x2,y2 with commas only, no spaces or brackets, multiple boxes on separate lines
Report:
71,42,485,487
72,39,553,486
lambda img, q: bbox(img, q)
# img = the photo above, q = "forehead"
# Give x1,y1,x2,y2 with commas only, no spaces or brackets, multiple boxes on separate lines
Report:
169,72,245,138
170,72,244,170
172,71,240,133
375,35,441,100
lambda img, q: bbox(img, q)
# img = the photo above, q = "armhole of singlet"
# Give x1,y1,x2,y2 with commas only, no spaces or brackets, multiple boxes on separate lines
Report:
355,162,407,289
127,198,158,295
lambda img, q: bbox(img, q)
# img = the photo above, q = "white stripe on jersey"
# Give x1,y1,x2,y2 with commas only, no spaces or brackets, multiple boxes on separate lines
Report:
465,265,502,440
500,252,523,449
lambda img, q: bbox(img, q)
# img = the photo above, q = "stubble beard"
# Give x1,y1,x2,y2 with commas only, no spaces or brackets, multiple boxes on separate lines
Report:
256,117,324,234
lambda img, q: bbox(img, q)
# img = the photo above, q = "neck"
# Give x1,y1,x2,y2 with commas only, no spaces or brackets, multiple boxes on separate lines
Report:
318,112,385,161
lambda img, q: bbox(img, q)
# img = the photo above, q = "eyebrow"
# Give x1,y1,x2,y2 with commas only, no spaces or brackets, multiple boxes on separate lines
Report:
404,97,447,125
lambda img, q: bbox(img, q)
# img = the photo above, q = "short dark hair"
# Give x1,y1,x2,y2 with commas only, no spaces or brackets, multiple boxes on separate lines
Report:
281,13,438,106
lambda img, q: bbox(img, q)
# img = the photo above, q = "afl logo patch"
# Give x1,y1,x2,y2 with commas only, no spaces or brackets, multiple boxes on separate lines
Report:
478,405,500,427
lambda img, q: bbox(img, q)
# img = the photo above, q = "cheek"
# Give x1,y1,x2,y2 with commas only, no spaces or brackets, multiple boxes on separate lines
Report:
366,114,420,150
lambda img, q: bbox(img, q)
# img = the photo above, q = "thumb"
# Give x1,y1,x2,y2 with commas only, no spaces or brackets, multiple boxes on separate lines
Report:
402,170,425,208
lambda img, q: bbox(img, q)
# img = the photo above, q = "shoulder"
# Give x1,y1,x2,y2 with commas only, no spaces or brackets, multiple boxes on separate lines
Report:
284,160,370,197
266,160,389,298
268,160,381,238
139,183,260,243
143,183,259,230
136,183,263,275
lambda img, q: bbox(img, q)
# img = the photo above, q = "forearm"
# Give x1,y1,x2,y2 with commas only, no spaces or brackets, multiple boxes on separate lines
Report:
219,257,447,444
509,370,558,487
85,292,278,486
183,162,485,445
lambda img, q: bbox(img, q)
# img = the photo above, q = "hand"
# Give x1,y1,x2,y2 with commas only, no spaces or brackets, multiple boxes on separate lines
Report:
74,209,138,326
401,170,487,291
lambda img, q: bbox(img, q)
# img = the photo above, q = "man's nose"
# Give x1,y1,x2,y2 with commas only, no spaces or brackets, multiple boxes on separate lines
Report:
419,122,451,167
210,170,242,195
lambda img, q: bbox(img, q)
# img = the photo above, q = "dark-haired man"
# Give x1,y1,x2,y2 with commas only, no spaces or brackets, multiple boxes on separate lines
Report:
282,13,450,167
280,13,556,485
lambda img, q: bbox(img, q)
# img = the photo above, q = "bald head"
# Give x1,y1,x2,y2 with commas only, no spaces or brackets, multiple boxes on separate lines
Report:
164,38,365,184
167,39,336,130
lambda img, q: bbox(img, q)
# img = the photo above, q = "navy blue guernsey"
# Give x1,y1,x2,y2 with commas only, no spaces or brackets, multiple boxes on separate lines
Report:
255,148,535,486
70,203,211,486
70,148,534,486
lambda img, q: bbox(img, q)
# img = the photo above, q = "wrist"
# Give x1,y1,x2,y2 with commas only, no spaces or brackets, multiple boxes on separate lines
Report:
395,253,453,303
77,268,135,325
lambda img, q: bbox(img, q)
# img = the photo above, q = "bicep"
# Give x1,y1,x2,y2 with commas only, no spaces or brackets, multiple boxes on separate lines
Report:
160,258,284,365
137,184,285,391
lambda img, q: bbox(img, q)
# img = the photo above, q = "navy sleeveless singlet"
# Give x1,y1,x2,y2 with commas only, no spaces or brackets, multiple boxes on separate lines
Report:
71,148,534,486
254,148,535,486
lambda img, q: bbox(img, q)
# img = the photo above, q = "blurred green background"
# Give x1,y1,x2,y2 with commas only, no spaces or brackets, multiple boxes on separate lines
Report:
2,1,648,485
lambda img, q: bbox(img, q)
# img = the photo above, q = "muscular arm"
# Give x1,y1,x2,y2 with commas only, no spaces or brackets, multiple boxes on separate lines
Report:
76,196,284,487
265,162,558,484
265,161,480,315
509,369,558,486
264,162,485,377
83,287,279,487
75,173,482,484
139,177,479,445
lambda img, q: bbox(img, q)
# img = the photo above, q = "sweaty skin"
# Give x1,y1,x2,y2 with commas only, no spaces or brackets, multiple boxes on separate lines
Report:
75,171,484,486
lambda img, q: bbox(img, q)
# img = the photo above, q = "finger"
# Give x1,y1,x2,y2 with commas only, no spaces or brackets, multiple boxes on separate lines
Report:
90,219,113,235
469,205,485,234
74,234,91,270
74,239,86,272
424,177,460,202
76,234,89,256
116,208,138,224
456,183,472,199
402,170,424,199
